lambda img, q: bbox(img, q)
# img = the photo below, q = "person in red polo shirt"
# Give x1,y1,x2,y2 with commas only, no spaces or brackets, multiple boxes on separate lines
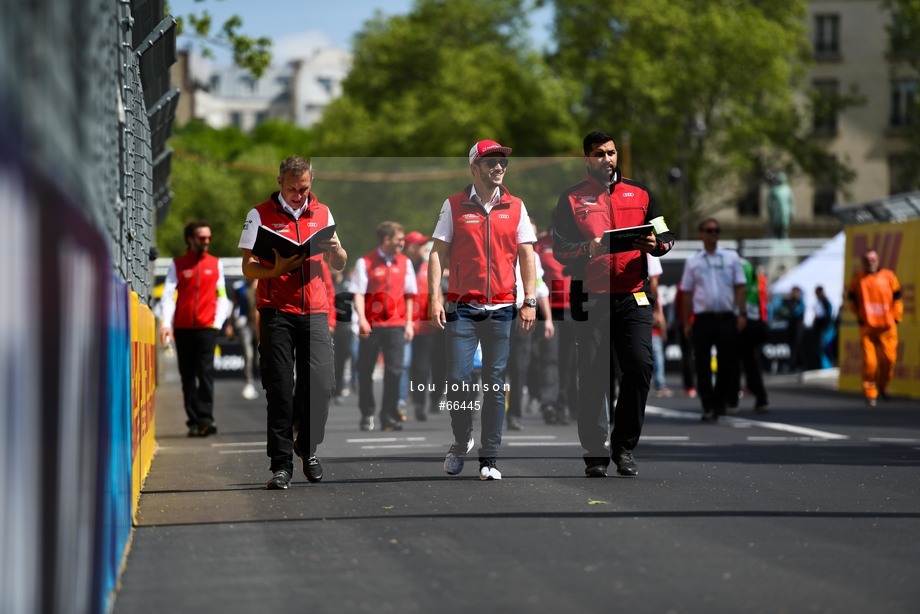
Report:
553,130,675,479
159,220,231,438
238,156,347,490
428,139,537,481
350,221,417,431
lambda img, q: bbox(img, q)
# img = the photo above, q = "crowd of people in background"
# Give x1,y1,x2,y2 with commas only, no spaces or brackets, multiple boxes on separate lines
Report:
155,141,870,489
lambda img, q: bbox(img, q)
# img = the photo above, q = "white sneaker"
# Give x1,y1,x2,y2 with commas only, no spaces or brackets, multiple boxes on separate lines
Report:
479,460,502,481
241,383,258,400
443,435,474,475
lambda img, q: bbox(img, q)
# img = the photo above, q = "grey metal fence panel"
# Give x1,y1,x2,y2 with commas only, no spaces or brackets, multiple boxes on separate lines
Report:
0,0,174,305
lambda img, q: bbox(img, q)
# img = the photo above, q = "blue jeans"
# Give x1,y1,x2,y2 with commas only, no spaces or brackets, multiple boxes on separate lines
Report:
651,333,666,391
445,303,513,461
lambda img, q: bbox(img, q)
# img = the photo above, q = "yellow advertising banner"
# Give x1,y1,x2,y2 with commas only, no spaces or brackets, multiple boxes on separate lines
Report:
839,220,920,398
130,292,158,521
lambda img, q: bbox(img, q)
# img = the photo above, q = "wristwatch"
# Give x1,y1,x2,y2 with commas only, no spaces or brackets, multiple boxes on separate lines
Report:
521,297,537,309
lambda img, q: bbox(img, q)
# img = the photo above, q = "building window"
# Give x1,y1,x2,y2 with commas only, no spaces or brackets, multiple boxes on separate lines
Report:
230,112,242,128
814,14,840,58
209,75,221,91
737,185,760,217
890,79,916,128
889,155,920,195
255,111,268,125
812,79,839,134
316,76,334,96
813,156,837,216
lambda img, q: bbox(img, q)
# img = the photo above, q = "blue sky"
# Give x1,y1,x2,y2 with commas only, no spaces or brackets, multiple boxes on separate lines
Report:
168,0,553,65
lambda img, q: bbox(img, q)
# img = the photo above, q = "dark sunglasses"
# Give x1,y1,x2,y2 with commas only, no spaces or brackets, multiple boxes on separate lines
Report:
478,157,509,169
702,227,721,234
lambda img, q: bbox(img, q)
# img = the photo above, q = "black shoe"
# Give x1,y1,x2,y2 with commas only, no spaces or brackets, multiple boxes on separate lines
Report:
507,417,523,431
541,405,557,425
700,410,717,423
197,424,218,437
305,455,323,482
555,410,570,426
585,464,608,478
187,426,200,437
360,416,375,431
612,449,638,477
266,469,291,490
292,440,322,483
381,420,403,432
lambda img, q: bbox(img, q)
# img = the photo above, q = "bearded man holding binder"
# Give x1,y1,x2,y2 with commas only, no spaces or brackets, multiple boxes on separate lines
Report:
552,130,674,479
238,156,347,490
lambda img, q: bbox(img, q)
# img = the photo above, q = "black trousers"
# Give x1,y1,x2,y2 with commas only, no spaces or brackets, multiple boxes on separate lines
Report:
332,323,354,396
552,314,579,418
678,323,696,391
173,328,218,428
357,326,405,425
259,310,334,474
428,327,447,411
735,318,769,407
409,332,435,411
691,312,739,415
575,294,653,466
509,321,556,418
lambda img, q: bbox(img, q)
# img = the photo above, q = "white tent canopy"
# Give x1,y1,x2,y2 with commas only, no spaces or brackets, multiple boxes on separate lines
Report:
770,231,846,326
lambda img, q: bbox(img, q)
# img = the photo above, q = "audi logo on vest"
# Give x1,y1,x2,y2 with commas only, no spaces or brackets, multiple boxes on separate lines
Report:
307,222,318,227
498,213,510,219
623,192,635,197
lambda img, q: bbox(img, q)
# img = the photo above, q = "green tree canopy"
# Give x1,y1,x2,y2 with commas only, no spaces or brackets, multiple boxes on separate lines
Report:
160,120,316,257
170,0,272,77
546,0,850,230
313,0,579,157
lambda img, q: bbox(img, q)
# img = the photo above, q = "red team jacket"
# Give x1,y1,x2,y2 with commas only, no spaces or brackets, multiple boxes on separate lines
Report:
445,185,523,305
360,249,414,328
171,251,221,329
252,193,333,316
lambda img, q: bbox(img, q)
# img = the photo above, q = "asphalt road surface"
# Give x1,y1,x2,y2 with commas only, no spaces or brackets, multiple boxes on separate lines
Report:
112,362,920,614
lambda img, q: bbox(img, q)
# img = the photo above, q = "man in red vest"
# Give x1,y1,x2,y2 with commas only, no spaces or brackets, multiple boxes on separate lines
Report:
351,221,417,431
553,130,675,478
159,219,231,438
428,139,537,481
238,156,347,490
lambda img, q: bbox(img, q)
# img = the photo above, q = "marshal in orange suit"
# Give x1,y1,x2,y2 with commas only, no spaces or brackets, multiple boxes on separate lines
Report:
846,249,903,406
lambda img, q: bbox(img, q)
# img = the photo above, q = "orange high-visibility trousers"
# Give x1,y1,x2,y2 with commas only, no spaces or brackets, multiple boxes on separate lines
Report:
859,324,898,399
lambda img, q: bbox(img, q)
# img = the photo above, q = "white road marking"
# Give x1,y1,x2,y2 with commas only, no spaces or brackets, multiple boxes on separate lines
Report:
211,441,263,447
218,449,264,454
507,441,582,447
347,437,427,443
360,443,444,450
647,406,849,441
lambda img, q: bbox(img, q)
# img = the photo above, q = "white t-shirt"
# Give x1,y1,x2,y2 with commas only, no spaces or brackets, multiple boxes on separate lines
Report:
647,254,663,278
679,247,746,314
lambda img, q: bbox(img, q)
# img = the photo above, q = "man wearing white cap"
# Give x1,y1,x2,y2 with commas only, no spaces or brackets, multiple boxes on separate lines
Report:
428,140,537,480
